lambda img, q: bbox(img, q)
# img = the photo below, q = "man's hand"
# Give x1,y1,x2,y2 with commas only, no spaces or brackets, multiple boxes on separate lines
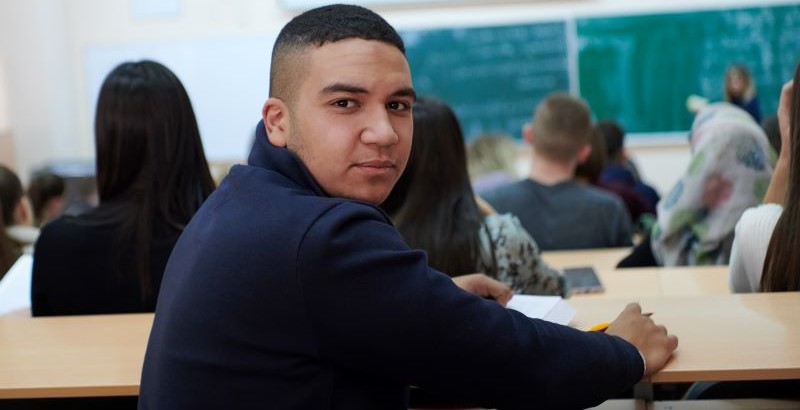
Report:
605,303,678,377
453,273,513,306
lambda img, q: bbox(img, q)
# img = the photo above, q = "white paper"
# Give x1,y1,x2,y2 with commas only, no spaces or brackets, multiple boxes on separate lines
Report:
506,295,575,325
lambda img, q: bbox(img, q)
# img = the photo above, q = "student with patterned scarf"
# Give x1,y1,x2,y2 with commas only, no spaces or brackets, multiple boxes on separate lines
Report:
619,103,774,267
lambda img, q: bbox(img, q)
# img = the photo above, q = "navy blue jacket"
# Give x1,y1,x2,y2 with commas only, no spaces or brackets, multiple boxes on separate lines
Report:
139,121,644,409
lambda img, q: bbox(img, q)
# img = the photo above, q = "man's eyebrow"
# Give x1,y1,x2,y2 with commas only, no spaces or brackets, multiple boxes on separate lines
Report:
392,87,417,101
320,83,416,101
320,83,368,95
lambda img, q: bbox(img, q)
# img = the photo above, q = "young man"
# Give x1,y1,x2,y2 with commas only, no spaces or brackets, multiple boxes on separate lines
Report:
484,93,634,251
139,5,677,409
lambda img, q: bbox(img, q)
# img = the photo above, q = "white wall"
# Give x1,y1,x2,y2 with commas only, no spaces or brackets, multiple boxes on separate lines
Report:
0,0,789,185
0,0,76,182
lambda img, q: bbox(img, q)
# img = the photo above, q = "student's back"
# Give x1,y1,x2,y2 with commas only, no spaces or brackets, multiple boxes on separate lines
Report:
620,103,773,268
485,179,631,250
31,61,215,316
483,93,632,251
33,206,180,314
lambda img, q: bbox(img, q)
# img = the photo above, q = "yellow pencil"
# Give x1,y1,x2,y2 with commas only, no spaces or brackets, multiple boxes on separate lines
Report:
587,312,652,332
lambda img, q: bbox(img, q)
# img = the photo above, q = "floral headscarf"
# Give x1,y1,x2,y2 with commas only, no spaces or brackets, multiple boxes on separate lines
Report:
651,103,775,266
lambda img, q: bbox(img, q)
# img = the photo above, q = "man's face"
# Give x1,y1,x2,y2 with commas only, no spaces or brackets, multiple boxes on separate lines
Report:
270,38,414,205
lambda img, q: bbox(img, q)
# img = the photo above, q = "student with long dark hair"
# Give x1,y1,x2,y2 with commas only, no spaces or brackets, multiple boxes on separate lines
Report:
730,63,798,292
31,60,215,316
383,97,565,296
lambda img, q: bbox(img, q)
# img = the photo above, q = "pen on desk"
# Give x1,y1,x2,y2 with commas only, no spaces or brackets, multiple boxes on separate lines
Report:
588,312,653,333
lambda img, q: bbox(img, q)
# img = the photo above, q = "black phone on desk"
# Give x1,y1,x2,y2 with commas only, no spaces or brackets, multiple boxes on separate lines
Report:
564,266,604,294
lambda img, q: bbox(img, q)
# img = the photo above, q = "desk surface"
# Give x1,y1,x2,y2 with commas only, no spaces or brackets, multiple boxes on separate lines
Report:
570,266,731,299
569,292,800,383
0,313,152,399
1,286,789,399
542,247,631,272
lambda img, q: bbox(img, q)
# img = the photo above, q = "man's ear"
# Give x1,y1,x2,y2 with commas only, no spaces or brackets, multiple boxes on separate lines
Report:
575,143,592,164
262,97,290,147
522,123,534,145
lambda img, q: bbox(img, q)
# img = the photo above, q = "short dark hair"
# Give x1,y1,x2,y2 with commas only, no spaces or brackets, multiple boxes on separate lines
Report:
531,93,592,162
0,165,24,226
269,4,405,103
596,120,626,161
27,171,65,225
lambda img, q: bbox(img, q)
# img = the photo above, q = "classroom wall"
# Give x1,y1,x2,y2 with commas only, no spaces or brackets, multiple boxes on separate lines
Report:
0,0,788,191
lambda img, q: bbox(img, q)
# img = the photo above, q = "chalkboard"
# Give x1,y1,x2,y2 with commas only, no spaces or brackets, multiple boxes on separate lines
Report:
402,21,569,140
577,4,800,134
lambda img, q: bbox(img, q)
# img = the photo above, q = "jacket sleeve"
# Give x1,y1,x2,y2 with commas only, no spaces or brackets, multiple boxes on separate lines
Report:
296,202,643,410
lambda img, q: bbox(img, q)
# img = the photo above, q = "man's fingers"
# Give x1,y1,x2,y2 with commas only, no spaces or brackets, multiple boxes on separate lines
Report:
624,302,642,315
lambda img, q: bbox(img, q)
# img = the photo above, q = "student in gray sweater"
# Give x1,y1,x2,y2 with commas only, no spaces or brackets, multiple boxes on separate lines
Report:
484,93,632,251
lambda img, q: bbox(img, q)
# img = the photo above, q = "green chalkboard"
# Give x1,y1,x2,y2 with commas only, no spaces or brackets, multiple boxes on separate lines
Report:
577,5,800,134
402,22,569,140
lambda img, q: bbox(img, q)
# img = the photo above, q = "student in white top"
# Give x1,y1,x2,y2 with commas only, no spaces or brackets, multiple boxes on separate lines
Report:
729,63,797,292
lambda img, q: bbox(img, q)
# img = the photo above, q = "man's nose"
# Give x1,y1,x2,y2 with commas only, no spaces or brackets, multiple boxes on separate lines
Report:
361,108,399,146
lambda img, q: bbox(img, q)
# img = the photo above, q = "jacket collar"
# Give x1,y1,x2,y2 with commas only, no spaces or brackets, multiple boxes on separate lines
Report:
247,120,327,198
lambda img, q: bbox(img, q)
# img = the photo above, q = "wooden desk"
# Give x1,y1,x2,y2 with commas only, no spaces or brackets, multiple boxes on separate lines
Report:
542,247,631,271
568,269,662,299
569,292,800,383
569,266,730,299
656,266,730,296
0,313,153,399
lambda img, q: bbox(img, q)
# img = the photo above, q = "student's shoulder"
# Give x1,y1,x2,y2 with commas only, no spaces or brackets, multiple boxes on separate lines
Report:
35,213,110,258
482,179,532,202
305,199,393,237
484,212,525,232
577,183,626,205
735,203,783,235
38,211,104,239
484,213,538,247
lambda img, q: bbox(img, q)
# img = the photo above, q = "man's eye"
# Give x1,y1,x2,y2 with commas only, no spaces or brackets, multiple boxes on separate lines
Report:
388,101,410,110
334,100,356,108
